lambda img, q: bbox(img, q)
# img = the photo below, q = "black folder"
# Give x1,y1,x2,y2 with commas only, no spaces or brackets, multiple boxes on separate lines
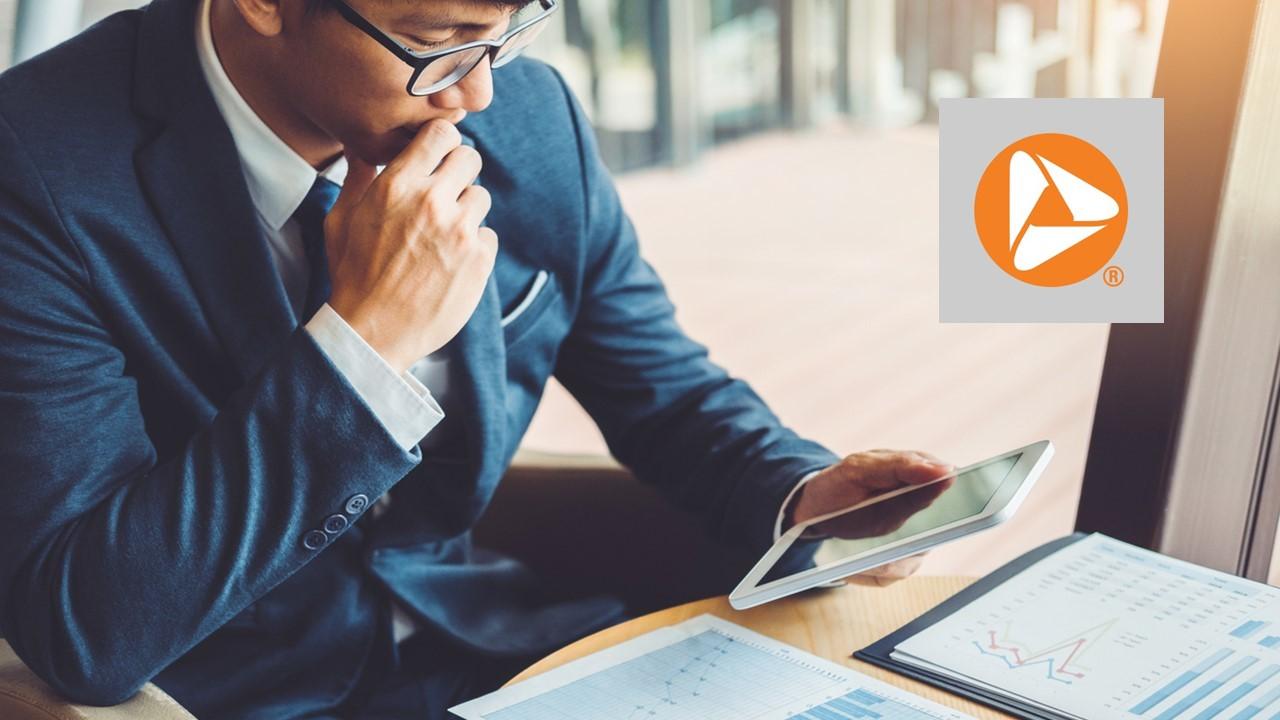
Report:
853,532,1090,720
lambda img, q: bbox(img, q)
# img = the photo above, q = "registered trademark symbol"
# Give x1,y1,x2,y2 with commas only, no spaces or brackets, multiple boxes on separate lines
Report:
1103,266,1125,287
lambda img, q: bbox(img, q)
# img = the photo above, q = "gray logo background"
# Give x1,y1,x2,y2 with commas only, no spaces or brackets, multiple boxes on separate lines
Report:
939,99,1164,323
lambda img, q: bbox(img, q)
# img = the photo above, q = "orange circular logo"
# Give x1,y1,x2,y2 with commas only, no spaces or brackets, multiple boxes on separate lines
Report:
974,133,1128,287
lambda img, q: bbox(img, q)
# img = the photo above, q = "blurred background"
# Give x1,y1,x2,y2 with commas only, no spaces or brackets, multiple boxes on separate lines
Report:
0,0,1167,576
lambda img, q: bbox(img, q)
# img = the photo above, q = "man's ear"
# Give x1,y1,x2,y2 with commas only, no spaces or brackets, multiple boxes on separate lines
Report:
229,0,287,37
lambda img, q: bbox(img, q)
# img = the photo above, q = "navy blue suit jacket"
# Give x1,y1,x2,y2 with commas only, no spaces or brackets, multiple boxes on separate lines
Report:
0,0,839,715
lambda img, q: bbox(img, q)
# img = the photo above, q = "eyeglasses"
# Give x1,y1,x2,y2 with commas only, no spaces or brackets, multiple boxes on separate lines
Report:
327,0,558,97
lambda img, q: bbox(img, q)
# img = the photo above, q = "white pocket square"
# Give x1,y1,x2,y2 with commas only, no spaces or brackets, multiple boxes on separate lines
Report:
500,270,550,329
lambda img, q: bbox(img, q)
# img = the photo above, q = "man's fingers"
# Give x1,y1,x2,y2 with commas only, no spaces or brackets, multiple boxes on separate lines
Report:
431,145,484,200
476,227,499,261
911,450,955,471
459,184,492,226
849,452,954,492
791,449,956,530
860,554,926,579
863,558,916,577
384,119,462,180
886,453,955,487
864,449,953,470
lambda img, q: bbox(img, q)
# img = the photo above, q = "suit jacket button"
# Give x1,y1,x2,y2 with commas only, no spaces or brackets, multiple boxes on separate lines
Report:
344,494,370,514
323,514,349,534
302,530,328,550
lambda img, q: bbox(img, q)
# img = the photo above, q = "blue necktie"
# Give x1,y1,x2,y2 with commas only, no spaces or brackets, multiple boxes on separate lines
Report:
294,176,342,322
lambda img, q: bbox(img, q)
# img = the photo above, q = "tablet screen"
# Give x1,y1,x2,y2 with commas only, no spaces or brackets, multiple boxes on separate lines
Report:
760,454,1022,585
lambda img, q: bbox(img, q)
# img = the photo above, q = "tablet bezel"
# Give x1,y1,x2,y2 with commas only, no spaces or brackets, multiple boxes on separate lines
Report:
728,440,1054,610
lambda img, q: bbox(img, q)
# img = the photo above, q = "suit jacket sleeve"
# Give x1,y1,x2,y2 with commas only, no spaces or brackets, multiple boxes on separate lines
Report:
548,72,841,558
0,109,421,705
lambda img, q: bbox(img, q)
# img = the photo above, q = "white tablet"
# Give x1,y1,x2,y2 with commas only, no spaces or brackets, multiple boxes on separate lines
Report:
729,440,1054,610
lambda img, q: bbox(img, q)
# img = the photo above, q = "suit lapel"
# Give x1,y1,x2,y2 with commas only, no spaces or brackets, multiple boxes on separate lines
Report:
133,0,295,384
135,120,296,384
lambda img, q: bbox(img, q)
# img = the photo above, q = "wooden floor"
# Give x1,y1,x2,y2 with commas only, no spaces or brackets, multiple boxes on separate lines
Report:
520,124,1111,577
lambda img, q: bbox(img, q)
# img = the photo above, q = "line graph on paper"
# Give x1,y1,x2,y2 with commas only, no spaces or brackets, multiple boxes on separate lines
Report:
969,619,1118,683
890,534,1280,719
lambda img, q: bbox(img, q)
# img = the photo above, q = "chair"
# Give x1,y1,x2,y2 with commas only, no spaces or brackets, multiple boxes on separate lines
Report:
0,451,756,718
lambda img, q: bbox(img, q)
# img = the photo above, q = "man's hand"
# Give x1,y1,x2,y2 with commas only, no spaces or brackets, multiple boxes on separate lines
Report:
324,119,498,374
786,449,956,585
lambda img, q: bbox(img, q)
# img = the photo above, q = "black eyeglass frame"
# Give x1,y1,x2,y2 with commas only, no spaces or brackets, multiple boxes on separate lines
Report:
326,0,558,97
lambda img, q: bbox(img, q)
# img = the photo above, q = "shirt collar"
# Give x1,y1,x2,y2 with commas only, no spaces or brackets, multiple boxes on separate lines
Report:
195,0,347,231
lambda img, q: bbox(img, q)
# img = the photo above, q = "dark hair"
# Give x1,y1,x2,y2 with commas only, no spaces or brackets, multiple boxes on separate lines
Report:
305,0,534,15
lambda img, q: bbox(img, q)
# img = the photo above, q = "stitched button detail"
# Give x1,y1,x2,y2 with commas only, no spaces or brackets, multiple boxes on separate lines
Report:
323,514,349,534
302,530,328,550
344,494,370,514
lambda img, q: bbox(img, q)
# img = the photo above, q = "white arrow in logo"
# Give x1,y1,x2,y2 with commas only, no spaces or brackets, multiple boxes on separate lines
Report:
1008,151,1120,271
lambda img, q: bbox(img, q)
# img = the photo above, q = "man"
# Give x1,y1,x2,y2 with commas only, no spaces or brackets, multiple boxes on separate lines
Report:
0,0,954,716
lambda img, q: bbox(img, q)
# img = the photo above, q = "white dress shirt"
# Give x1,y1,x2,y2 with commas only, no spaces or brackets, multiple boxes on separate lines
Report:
195,0,824,643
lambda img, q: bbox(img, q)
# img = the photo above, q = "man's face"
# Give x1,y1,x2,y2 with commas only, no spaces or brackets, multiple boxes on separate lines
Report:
276,0,517,165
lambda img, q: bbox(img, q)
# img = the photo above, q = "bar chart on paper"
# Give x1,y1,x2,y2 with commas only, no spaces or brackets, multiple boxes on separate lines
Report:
449,615,975,720
891,534,1280,720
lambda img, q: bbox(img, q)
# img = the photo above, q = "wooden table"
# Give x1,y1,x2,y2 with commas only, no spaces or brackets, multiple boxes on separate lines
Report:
506,575,1013,719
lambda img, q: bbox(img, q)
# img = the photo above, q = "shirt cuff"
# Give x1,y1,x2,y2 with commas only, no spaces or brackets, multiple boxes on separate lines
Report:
305,304,444,451
773,467,828,542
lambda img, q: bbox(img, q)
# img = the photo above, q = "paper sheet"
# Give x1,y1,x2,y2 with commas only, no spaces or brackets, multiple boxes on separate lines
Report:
450,613,975,719
894,534,1280,720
